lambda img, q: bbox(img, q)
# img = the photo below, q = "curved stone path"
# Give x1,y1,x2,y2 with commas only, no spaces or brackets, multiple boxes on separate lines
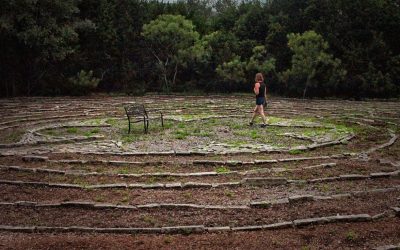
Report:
0,96,399,249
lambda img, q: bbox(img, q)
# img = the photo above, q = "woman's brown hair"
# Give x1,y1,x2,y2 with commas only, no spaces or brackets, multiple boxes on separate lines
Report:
255,73,264,83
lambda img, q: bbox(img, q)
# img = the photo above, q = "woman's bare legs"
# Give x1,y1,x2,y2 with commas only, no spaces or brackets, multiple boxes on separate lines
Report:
250,105,267,125
250,106,259,124
259,105,267,125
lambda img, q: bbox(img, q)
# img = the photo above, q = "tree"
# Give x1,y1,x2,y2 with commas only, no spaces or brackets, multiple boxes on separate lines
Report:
283,31,346,98
0,0,94,96
246,45,276,78
142,14,199,92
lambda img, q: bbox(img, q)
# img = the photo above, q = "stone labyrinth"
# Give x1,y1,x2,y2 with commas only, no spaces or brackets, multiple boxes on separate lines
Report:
0,95,399,248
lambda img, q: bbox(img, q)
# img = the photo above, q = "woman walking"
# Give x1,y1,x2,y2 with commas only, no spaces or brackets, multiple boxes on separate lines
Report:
249,73,267,127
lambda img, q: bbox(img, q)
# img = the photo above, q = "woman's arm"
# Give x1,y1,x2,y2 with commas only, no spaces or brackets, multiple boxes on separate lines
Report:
254,82,260,95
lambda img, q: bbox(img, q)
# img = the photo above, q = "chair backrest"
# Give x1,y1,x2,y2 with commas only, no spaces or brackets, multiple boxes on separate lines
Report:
124,104,148,118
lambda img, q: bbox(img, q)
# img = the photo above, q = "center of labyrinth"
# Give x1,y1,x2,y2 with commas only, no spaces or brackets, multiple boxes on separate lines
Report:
0,96,399,247
4,115,355,155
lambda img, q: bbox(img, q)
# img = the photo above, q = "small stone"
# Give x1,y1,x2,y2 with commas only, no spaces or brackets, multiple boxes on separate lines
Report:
329,214,371,222
242,178,287,186
231,225,263,231
0,226,35,232
15,201,37,206
182,182,212,188
263,222,293,230
293,217,329,227
391,207,400,216
373,244,400,250
206,226,231,232
116,205,137,209
370,172,392,178
22,155,48,162
331,193,352,199
162,225,205,234
48,183,81,188
271,198,290,205
211,182,241,188
250,201,272,208
289,195,314,203
87,183,127,189
165,183,182,188
61,201,95,207
339,174,369,180
137,204,160,209
141,183,164,189
313,196,333,200
254,159,278,164
308,177,340,183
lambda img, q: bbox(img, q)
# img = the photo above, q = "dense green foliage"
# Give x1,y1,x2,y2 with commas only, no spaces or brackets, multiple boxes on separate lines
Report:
1,0,399,98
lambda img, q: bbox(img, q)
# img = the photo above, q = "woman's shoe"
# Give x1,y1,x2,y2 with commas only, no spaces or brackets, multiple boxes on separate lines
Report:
249,122,254,126
260,124,267,128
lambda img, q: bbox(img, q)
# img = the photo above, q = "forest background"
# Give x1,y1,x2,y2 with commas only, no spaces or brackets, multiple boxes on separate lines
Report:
1,0,399,98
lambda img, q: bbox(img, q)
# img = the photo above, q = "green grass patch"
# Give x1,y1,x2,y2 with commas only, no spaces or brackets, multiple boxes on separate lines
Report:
215,166,230,173
66,127,78,134
288,149,303,155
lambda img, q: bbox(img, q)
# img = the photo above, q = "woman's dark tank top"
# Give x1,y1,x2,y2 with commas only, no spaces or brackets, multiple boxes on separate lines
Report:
256,82,266,98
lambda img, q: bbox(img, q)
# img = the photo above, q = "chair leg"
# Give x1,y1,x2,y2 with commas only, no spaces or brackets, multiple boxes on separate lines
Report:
143,119,147,133
128,118,131,134
161,113,164,127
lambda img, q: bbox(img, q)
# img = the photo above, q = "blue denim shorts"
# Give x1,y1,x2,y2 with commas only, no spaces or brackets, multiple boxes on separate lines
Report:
256,97,265,105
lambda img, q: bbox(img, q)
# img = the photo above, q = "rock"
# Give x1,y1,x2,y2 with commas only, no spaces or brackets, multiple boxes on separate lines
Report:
0,226,35,232
22,155,48,162
226,160,242,166
141,183,164,189
250,201,272,208
93,203,117,209
271,198,290,205
254,160,278,164
165,183,182,188
137,204,160,209
242,177,287,186
206,226,231,232
231,225,263,231
391,207,400,217
339,174,369,180
373,244,400,250
370,172,392,178
162,225,205,234
211,182,241,188
289,195,314,203
86,183,127,189
182,182,212,188
308,177,340,183
116,205,137,210
313,196,333,200
48,183,81,189
293,217,329,227
61,201,95,207
15,201,37,206
328,214,371,222
263,222,293,230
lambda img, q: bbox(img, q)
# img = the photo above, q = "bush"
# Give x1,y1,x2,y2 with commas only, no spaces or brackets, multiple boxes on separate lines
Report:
68,70,100,96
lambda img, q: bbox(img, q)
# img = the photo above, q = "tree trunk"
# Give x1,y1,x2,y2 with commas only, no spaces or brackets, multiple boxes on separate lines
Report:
303,77,310,99
172,63,178,87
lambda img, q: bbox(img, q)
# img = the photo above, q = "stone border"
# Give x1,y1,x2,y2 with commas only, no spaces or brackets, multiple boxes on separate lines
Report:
1,186,398,211
0,135,105,149
0,162,337,178
21,153,353,166
0,213,381,234
0,169,398,190
373,244,400,250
